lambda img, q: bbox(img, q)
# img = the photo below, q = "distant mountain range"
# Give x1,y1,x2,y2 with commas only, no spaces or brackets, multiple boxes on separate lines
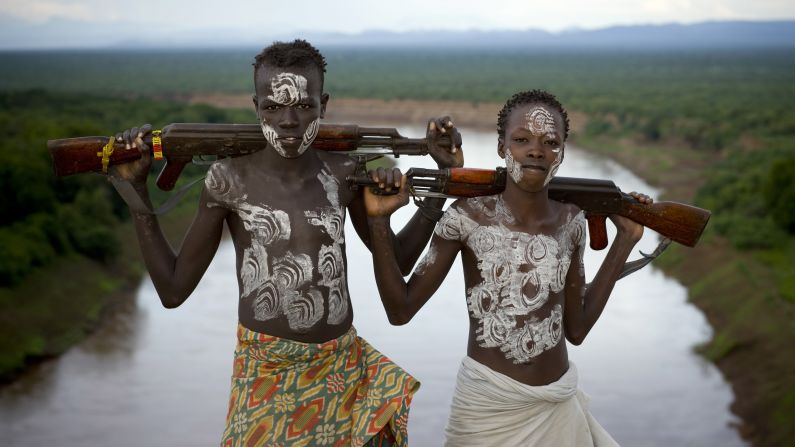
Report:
304,21,795,49
1,20,793,50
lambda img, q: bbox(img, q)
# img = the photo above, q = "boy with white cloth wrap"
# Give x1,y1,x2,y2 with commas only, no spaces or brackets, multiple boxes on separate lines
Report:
446,358,615,446
363,90,652,446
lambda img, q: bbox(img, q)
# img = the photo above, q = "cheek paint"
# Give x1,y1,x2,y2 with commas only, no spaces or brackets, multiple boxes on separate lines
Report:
544,149,562,187
504,149,523,183
296,118,320,157
261,122,287,157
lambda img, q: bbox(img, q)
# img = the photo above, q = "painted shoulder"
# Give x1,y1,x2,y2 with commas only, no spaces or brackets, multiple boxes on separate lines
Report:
204,157,246,205
434,198,479,242
315,151,359,178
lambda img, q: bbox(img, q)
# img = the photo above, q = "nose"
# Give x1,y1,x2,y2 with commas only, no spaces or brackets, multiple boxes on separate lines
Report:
526,140,544,159
278,107,299,129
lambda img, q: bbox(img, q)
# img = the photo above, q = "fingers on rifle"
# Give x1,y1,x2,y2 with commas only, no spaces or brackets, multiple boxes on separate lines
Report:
123,128,131,149
376,167,386,188
130,127,139,147
141,123,152,136
435,117,448,134
391,168,401,188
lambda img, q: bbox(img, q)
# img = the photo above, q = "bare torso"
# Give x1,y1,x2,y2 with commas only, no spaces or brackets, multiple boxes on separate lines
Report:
439,195,585,385
205,149,360,342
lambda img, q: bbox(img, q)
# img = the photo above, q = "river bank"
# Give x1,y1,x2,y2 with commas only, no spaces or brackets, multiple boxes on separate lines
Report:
187,94,790,445
2,95,787,445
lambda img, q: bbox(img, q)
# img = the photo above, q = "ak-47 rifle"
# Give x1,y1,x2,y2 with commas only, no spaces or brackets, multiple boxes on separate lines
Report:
47,123,450,190
349,167,711,251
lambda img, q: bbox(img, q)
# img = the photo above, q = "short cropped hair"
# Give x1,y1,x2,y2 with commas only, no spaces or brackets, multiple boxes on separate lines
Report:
497,89,569,141
253,39,327,88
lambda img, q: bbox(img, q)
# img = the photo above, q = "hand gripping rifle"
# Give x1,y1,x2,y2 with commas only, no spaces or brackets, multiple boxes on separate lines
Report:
47,123,450,190
349,167,711,256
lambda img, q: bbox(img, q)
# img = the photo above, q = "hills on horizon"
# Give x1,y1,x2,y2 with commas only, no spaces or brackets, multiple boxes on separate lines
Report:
1,20,793,50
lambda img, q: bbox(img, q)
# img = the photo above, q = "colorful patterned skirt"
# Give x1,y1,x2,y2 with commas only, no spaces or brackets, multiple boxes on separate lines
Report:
221,324,419,447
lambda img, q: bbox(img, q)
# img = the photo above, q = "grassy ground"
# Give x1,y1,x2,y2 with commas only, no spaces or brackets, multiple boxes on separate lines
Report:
0,179,201,383
576,133,795,447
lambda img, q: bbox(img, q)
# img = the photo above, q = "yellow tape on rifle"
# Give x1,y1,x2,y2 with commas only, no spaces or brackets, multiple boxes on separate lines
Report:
97,136,114,174
152,129,163,160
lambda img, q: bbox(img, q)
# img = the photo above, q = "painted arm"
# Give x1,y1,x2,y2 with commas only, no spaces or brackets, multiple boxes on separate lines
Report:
350,116,463,274
364,179,462,325
563,212,644,345
111,126,227,308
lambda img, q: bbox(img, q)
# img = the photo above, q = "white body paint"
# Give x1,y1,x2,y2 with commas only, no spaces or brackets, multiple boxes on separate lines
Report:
204,160,353,332
305,163,349,325
435,198,586,363
414,245,438,276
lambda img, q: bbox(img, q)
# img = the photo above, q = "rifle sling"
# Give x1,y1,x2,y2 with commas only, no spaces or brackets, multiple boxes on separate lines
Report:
109,176,203,216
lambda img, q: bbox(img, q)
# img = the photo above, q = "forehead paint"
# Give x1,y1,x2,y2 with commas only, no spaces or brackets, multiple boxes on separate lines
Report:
504,149,523,183
525,107,557,137
267,72,308,106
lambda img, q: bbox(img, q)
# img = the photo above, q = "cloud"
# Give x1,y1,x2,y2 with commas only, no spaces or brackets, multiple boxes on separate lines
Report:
0,0,114,23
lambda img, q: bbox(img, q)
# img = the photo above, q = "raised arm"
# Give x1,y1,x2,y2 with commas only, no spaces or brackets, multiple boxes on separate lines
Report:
349,117,463,274
563,197,649,344
111,125,228,308
364,178,461,325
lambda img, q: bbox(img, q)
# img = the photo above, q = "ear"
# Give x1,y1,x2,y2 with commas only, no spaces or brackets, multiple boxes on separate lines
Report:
497,138,506,159
319,93,330,119
252,95,259,119
560,143,566,164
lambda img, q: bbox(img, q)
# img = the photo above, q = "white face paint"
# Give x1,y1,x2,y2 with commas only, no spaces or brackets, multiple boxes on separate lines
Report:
524,106,563,186
504,149,523,183
259,71,318,159
261,119,319,159
436,202,586,363
267,72,308,106
525,107,557,137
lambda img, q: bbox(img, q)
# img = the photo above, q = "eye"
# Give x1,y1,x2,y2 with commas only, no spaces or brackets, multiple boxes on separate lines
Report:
263,104,280,112
296,103,311,110
545,139,559,146
513,137,528,143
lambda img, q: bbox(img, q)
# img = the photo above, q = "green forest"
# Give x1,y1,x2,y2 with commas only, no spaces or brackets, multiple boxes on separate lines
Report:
0,47,793,445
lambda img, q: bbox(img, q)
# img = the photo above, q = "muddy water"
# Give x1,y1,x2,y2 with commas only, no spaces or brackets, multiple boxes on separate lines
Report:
0,127,745,446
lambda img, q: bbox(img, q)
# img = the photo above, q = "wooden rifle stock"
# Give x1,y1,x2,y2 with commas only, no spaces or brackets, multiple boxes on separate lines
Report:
349,167,711,250
47,123,448,191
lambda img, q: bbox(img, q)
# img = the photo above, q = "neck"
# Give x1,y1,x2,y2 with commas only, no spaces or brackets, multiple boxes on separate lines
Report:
501,180,551,223
255,144,320,176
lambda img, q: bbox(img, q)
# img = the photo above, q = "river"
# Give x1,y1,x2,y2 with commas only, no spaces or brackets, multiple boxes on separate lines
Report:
0,127,745,446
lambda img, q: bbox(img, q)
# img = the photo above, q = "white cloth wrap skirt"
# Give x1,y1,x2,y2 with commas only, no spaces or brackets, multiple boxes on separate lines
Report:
444,356,619,447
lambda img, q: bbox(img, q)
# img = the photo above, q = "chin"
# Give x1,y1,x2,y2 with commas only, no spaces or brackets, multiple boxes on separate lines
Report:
516,181,547,193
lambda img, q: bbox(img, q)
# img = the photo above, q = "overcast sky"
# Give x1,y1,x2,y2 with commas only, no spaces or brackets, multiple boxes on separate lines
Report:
1,0,793,48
